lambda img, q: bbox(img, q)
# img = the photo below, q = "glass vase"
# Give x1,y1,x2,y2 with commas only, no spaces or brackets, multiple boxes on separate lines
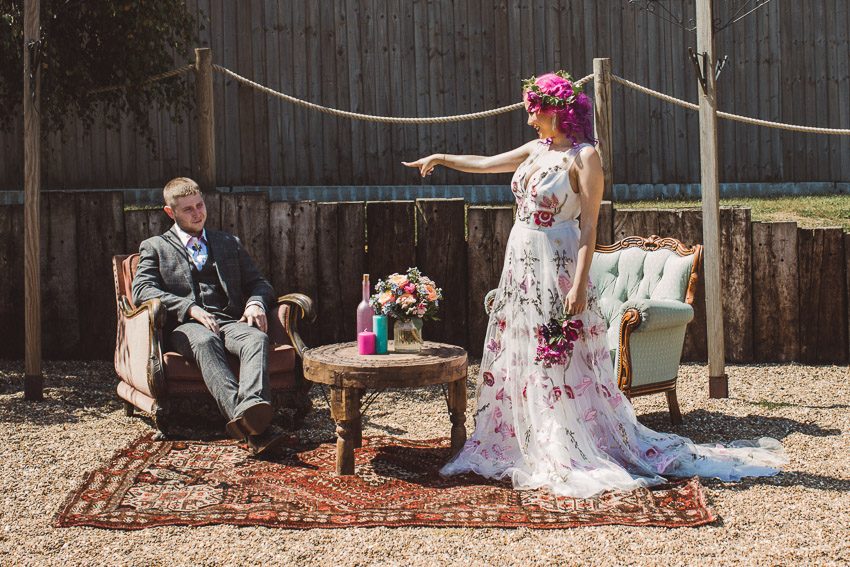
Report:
393,318,424,354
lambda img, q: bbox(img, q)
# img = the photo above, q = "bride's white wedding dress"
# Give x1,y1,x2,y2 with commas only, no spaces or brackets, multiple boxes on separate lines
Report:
440,141,786,498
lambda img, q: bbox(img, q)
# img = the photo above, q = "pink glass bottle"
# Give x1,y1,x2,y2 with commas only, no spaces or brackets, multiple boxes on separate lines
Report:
356,274,375,336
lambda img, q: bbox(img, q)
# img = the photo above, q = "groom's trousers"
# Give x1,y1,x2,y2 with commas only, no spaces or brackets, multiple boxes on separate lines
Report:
169,319,270,421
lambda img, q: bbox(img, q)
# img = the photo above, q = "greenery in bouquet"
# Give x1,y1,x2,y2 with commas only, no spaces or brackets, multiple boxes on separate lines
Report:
370,267,443,321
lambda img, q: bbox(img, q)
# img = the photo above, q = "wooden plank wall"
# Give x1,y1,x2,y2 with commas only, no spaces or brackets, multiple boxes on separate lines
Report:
1,197,848,367
2,1,850,191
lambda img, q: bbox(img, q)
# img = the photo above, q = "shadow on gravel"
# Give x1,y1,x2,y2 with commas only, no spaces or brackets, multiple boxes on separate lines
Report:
703,471,850,493
636,409,841,443
0,360,122,425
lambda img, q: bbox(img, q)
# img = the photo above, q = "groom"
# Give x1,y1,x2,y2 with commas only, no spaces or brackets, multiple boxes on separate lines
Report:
132,177,284,456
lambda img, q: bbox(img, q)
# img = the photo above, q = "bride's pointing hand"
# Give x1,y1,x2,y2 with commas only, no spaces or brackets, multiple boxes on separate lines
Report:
402,154,443,177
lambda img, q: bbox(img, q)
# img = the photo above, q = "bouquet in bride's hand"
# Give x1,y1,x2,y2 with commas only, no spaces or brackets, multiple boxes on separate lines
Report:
370,267,443,321
534,312,583,368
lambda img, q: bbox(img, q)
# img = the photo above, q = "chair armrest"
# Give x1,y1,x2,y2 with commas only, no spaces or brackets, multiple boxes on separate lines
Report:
484,289,498,315
118,296,167,330
115,296,166,399
619,299,694,333
275,293,316,358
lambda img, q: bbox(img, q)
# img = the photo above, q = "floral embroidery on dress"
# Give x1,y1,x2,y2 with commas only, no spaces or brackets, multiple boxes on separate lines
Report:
441,141,784,498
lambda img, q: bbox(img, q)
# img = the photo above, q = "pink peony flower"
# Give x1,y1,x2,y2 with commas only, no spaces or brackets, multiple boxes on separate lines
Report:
403,283,416,294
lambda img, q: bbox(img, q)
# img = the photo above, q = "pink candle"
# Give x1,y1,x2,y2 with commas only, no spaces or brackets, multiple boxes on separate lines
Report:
358,330,376,355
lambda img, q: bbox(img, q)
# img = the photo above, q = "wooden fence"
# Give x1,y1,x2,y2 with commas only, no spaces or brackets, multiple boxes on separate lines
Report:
0,194,847,364
1,0,849,191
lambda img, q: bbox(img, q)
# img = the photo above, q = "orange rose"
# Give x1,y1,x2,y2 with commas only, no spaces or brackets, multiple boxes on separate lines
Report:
425,285,439,301
389,274,409,287
399,293,416,305
378,291,395,305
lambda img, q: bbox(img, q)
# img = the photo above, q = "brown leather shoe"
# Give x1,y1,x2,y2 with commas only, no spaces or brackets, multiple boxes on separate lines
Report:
225,402,275,441
246,425,286,457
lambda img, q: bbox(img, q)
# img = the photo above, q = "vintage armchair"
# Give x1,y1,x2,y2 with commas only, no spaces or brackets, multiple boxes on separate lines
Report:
112,253,316,439
486,235,702,425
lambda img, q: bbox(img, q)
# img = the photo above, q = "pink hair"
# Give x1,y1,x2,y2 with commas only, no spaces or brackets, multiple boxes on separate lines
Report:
524,72,597,146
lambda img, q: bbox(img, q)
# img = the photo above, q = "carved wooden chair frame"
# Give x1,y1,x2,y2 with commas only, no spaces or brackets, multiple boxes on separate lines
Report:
597,235,702,424
112,254,316,437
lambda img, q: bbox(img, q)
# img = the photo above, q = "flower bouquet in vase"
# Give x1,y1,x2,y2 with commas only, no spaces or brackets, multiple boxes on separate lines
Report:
370,267,442,354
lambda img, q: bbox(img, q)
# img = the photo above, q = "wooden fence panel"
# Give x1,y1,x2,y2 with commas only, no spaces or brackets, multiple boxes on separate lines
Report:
76,192,125,360
846,232,850,362
679,208,707,362
597,201,614,246
124,208,172,254
415,199,467,347
0,205,24,359
221,192,271,278
316,202,366,345
40,193,80,359
467,206,514,358
612,208,661,242
719,207,753,363
2,1,850,190
270,200,319,346
365,200,416,286
752,222,799,362
2,201,849,363
797,227,848,364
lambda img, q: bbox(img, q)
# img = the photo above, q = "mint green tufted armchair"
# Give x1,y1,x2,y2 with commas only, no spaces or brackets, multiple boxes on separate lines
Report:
485,235,702,425
589,235,702,424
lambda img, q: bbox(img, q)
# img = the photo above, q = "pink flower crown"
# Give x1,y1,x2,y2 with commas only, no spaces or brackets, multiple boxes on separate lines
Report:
522,70,579,111
522,70,596,146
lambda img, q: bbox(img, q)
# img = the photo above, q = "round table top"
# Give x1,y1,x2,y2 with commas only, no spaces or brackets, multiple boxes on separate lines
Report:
303,341,468,389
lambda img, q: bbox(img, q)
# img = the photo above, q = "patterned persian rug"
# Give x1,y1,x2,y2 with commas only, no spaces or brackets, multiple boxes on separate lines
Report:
55,434,717,530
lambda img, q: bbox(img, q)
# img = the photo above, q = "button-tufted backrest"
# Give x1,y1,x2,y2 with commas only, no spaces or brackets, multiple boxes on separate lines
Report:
590,237,699,326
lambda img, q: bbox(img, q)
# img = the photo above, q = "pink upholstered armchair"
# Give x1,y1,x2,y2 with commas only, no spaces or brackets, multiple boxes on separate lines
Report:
112,253,315,439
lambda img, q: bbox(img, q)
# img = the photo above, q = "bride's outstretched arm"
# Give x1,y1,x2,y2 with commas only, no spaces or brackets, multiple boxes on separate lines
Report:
566,146,604,316
402,141,536,177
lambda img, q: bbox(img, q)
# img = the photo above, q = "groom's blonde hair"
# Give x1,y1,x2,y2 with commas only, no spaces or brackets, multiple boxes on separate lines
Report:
163,177,201,208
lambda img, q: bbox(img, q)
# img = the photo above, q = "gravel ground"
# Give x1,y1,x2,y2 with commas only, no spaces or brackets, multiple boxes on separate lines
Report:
1,359,848,567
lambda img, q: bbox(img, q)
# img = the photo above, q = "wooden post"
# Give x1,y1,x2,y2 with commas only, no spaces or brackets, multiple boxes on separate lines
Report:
23,0,42,400
195,48,216,193
696,0,728,397
593,58,614,202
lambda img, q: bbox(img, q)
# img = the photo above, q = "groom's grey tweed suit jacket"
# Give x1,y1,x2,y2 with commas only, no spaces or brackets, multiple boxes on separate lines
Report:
132,226,275,335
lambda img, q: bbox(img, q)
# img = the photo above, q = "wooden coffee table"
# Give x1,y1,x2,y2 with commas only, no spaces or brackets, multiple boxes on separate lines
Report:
303,341,468,475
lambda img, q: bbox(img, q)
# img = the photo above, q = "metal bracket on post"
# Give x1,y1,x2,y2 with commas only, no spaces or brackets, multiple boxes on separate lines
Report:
688,47,709,95
714,55,728,81
689,48,728,96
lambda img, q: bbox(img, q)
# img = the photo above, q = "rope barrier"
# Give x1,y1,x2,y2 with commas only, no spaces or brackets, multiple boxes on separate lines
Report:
612,74,850,135
83,62,849,135
214,63,592,124
86,64,195,95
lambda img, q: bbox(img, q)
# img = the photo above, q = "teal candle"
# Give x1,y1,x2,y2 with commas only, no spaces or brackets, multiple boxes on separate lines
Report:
373,315,388,354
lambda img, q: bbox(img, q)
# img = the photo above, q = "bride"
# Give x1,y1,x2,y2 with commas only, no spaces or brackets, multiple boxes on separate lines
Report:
403,71,785,498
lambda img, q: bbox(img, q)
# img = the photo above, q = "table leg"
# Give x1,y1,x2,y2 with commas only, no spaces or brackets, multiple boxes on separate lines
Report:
353,387,365,449
330,386,359,475
446,378,467,457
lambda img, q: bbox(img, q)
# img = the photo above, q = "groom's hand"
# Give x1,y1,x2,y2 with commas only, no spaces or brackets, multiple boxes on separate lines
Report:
189,305,220,334
239,304,267,333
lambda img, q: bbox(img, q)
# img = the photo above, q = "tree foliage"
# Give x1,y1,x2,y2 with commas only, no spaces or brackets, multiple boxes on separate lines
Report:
0,0,199,147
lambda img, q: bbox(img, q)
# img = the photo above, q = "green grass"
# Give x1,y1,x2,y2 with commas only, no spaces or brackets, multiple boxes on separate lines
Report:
615,195,850,231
